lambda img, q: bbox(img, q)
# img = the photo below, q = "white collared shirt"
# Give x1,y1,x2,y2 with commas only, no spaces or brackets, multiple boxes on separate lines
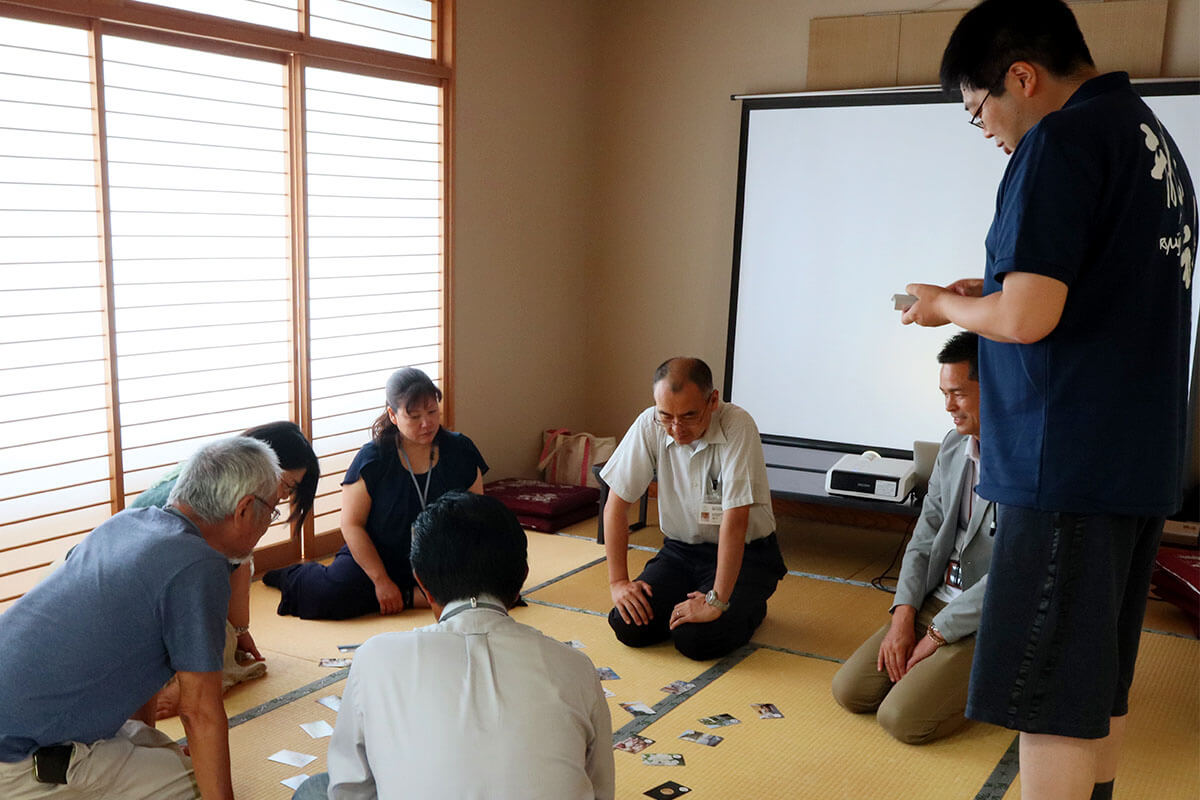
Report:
326,597,615,800
933,436,982,604
601,402,775,544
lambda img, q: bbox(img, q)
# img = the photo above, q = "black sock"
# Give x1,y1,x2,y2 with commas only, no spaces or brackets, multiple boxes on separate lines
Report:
1090,780,1114,800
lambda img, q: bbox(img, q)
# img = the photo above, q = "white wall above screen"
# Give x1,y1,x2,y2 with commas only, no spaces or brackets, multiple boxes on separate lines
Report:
728,83,1200,455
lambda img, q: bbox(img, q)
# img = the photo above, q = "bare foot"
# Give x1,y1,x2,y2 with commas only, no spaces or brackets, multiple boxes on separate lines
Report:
154,680,181,720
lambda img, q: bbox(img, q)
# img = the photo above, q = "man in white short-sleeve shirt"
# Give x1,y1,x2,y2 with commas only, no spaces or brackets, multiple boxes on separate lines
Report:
601,357,787,661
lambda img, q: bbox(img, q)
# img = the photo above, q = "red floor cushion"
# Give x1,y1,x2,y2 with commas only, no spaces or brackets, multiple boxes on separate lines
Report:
1152,547,1200,637
484,479,600,529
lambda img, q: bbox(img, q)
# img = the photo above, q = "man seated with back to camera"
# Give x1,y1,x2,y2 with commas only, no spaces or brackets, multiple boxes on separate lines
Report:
602,356,787,661
0,437,282,800
832,331,994,744
291,491,615,800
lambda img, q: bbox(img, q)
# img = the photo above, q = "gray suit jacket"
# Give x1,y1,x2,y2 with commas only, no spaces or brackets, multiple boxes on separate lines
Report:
891,430,994,643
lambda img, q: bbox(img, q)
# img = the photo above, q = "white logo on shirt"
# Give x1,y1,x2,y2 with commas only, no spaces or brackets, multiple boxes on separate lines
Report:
1142,121,1194,289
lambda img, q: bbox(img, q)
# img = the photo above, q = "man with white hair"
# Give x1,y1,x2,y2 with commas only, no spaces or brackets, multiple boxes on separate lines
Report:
0,436,281,800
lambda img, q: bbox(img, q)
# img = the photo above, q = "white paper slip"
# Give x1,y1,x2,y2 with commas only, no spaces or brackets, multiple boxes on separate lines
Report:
318,657,352,668
281,775,310,791
317,694,341,712
892,293,917,311
300,720,334,739
268,749,316,768
337,643,360,652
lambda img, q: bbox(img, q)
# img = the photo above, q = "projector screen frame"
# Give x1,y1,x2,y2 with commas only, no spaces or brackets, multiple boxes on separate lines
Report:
725,80,1200,475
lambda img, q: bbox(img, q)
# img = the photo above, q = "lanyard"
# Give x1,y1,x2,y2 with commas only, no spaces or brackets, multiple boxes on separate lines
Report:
398,443,438,510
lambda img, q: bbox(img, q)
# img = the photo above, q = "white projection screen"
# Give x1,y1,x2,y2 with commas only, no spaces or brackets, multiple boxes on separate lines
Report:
727,81,1200,465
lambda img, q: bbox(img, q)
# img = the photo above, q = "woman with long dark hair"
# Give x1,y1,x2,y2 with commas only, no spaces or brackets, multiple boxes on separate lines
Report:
264,368,487,619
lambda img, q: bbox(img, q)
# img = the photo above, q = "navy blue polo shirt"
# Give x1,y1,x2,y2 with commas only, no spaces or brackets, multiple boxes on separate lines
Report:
978,72,1195,515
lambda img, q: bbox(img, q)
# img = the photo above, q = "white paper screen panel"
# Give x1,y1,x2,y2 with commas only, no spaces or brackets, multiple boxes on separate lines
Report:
728,83,1200,455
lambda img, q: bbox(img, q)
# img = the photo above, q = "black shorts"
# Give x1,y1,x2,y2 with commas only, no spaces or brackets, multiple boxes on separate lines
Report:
965,505,1164,739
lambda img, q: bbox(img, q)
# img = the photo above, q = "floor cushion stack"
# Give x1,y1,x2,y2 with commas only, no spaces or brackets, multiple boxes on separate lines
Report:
484,478,600,533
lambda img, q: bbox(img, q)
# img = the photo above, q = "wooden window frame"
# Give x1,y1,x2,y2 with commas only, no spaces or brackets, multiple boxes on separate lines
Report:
0,0,454,573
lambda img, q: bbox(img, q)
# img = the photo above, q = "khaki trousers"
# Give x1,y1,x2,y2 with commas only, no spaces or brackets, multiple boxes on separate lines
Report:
831,597,976,744
0,721,198,799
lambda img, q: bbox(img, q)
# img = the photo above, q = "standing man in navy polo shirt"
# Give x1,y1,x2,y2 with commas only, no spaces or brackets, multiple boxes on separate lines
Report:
901,1,1194,798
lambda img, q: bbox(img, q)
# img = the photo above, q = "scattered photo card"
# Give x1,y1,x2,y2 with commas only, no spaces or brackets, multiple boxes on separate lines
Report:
752,702,784,719
562,639,586,649
613,734,654,754
337,643,360,653
299,720,334,739
280,775,309,791
619,701,656,717
698,713,741,728
316,695,341,712
642,753,685,767
596,667,621,681
602,687,615,698
660,680,696,695
267,749,316,768
318,657,352,668
678,729,723,747
644,779,691,798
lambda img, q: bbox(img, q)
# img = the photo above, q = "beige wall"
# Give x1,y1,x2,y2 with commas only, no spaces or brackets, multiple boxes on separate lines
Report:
453,0,601,479
454,0,1200,478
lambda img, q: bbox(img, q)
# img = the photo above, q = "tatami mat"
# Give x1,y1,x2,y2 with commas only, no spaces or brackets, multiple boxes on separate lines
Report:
622,647,1013,800
166,513,1196,800
1002,631,1200,800
521,530,607,591
525,548,657,613
226,685,340,799
753,574,895,661
1141,596,1196,638
512,602,723,724
157,648,331,741
245,531,611,663
528,555,891,663
777,515,909,581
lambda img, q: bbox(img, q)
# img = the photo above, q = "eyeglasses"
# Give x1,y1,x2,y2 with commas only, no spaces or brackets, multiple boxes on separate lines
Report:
968,91,991,129
252,496,281,523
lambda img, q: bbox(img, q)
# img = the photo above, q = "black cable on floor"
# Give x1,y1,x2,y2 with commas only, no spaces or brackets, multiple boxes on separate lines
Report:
869,491,919,593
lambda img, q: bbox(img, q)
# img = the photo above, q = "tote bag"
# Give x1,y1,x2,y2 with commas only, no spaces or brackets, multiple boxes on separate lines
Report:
538,428,616,488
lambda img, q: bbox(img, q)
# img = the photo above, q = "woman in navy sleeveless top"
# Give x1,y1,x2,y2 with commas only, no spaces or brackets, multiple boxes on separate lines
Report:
265,368,487,620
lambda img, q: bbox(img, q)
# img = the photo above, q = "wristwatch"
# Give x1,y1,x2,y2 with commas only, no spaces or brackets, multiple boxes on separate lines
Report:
704,589,730,612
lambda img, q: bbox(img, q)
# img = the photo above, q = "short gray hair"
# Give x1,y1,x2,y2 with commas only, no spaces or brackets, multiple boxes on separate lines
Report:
168,437,281,525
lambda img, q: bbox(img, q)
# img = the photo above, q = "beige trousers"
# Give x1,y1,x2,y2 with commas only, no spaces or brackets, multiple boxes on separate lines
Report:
0,721,198,799
831,597,976,744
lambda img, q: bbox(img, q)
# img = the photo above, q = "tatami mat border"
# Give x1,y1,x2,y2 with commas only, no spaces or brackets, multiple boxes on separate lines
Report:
974,736,1021,800
524,597,608,617
612,644,758,741
787,568,877,588
521,556,607,596
178,669,350,747
749,640,845,664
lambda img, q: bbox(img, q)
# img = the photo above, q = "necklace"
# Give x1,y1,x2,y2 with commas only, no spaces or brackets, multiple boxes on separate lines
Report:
398,440,438,510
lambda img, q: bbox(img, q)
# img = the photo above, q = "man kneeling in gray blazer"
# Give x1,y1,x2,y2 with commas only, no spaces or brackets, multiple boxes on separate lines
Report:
832,331,993,744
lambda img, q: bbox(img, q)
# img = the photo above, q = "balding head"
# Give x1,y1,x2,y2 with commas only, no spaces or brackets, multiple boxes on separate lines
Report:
651,357,718,445
652,357,713,396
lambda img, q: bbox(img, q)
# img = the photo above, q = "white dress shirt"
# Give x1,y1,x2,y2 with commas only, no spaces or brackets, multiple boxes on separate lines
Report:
601,402,775,544
933,436,981,604
326,597,615,800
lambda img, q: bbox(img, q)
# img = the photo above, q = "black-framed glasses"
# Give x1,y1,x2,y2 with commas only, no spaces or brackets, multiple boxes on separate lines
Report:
253,495,282,523
969,91,991,129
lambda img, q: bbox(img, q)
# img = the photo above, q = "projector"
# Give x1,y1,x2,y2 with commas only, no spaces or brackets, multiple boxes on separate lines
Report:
825,451,917,503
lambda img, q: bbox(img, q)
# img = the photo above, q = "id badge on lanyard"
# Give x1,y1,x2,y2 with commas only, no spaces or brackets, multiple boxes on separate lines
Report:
699,476,723,526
